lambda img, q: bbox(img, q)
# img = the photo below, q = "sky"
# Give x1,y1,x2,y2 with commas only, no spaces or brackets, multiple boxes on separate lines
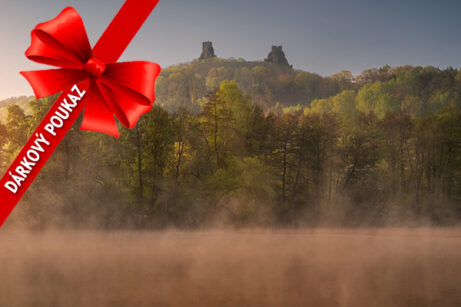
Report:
1,0,461,99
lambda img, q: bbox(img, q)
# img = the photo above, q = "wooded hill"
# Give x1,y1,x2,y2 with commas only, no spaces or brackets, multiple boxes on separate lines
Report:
155,58,354,112
0,60,460,228
0,96,32,122
155,58,460,117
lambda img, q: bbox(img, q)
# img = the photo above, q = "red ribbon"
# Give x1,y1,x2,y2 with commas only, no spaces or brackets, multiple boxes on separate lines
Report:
0,0,160,226
21,7,161,138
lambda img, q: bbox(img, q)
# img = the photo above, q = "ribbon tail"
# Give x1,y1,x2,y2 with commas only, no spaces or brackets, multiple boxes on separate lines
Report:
92,0,160,63
0,80,89,227
21,68,88,99
80,81,119,138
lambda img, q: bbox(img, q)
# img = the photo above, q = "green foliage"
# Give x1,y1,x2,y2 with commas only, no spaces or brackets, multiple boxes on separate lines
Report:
156,58,352,112
0,96,33,122
1,64,461,227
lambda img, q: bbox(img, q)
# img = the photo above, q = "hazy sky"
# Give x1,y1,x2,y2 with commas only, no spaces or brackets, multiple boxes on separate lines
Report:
1,0,461,99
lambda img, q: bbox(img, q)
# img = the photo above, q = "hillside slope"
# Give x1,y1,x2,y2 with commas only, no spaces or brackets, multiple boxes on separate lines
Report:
0,96,33,122
155,58,353,112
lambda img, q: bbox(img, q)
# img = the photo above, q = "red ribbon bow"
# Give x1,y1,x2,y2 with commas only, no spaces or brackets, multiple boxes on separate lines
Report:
0,0,160,227
21,7,161,138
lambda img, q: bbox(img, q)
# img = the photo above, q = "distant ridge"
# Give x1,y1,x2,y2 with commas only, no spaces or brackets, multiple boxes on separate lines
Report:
155,42,349,112
0,96,33,122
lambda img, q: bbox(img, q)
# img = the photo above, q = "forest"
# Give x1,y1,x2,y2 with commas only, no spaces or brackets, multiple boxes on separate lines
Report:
0,62,460,228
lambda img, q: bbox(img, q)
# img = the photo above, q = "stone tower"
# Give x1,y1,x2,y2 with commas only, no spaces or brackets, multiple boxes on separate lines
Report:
264,45,291,67
200,41,216,59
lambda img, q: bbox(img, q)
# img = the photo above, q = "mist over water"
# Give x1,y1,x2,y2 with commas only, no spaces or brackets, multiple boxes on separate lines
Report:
1,228,460,307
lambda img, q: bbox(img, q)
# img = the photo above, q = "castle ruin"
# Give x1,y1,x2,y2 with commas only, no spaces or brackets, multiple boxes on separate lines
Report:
264,45,291,67
198,42,291,67
199,41,216,60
